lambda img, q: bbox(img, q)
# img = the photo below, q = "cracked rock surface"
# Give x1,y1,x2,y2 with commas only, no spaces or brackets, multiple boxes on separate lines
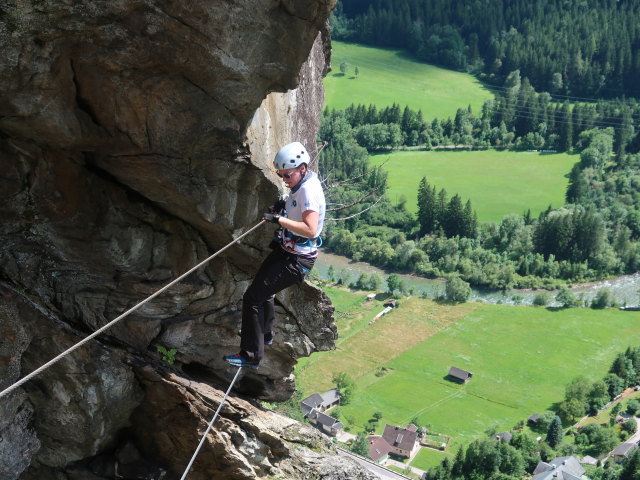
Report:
0,1,357,478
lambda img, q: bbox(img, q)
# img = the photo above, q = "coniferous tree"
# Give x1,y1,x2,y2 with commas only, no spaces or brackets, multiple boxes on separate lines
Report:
451,447,465,477
417,177,437,235
619,448,640,480
565,164,587,204
444,194,465,237
616,106,635,157
546,416,563,448
558,102,574,152
436,188,448,232
463,199,477,238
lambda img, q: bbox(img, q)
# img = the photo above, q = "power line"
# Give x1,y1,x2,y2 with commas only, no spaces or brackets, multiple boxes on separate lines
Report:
481,82,640,106
333,97,640,129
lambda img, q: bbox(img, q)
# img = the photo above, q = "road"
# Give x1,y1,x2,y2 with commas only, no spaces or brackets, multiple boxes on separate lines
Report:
337,448,414,480
602,415,640,463
386,458,426,477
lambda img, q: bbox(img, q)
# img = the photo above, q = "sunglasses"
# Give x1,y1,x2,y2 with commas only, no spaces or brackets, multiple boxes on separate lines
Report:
276,168,299,179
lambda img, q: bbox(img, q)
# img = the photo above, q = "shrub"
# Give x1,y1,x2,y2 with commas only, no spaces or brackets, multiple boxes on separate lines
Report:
627,399,640,415
622,418,637,436
591,288,613,309
556,286,579,308
350,433,369,457
445,276,471,303
533,291,551,306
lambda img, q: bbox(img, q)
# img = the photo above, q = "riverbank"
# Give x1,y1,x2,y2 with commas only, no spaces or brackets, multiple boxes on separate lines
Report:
315,251,640,307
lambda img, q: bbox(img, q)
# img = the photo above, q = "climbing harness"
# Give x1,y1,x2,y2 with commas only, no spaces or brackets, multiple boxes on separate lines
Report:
179,366,243,480
0,220,267,400
285,229,323,248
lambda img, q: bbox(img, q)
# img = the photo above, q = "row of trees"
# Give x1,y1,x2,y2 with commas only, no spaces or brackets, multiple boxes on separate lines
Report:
326,75,640,154
332,0,640,98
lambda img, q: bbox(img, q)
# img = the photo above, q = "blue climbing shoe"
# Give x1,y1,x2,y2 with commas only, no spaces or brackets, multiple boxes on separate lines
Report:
264,332,275,345
223,353,259,369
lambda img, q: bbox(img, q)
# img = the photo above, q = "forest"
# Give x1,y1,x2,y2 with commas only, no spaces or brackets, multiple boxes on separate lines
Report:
331,0,640,98
320,106,640,291
319,1,640,294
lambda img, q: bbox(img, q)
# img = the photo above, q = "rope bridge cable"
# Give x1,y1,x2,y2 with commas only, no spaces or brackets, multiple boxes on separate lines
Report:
179,366,243,480
0,220,267,400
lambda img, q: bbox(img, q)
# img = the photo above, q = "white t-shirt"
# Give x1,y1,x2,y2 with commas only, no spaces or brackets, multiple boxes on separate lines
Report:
281,171,326,255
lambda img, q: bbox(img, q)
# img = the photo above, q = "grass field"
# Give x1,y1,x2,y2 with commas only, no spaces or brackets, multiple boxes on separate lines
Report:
295,288,481,395
295,289,640,470
324,41,493,121
370,149,578,223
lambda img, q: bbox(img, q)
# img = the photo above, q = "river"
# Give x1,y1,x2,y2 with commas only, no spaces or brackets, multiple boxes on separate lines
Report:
314,251,640,307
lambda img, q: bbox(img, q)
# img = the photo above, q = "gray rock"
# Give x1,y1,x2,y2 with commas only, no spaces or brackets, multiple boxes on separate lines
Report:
130,366,375,480
0,0,342,477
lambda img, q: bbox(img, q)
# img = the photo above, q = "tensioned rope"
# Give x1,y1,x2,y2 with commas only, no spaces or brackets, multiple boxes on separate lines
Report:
179,366,243,480
0,220,266,400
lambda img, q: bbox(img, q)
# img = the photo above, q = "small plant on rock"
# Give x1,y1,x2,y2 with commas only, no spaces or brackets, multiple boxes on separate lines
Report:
157,346,178,365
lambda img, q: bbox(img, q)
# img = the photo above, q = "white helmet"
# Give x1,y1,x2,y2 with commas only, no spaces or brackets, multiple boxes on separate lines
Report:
274,142,310,170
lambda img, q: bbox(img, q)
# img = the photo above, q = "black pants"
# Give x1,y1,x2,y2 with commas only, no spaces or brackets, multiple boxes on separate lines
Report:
240,248,315,361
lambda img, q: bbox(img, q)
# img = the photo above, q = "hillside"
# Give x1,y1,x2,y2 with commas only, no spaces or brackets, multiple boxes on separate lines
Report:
333,0,640,98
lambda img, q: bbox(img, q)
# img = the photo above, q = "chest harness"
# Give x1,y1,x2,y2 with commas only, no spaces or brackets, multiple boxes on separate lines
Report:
278,172,323,248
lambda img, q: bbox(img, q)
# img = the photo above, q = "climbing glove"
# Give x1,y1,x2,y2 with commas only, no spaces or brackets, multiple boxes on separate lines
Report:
263,213,281,224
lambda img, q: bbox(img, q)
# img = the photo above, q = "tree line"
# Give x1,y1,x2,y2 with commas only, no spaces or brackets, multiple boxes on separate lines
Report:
331,0,640,98
325,71,640,154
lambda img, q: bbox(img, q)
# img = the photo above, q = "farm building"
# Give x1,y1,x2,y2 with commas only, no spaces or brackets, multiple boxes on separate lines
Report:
448,366,473,383
367,435,393,463
381,424,420,459
307,410,343,437
528,413,541,426
300,389,341,417
611,442,638,461
531,456,585,480
493,431,512,443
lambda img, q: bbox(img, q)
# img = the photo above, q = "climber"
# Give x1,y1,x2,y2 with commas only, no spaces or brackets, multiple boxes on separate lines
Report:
223,142,326,369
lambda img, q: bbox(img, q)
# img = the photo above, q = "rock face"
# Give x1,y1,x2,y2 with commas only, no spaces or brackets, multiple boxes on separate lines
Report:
0,1,371,478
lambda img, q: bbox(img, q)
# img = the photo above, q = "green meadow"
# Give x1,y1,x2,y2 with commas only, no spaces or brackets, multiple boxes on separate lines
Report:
295,289,640,470
370,149,578,223
324,41,493,121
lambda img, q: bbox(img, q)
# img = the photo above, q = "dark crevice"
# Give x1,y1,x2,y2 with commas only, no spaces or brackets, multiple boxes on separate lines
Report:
83,158,204,236
83,158,230,287
181,361,228,388
69,59,103,128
